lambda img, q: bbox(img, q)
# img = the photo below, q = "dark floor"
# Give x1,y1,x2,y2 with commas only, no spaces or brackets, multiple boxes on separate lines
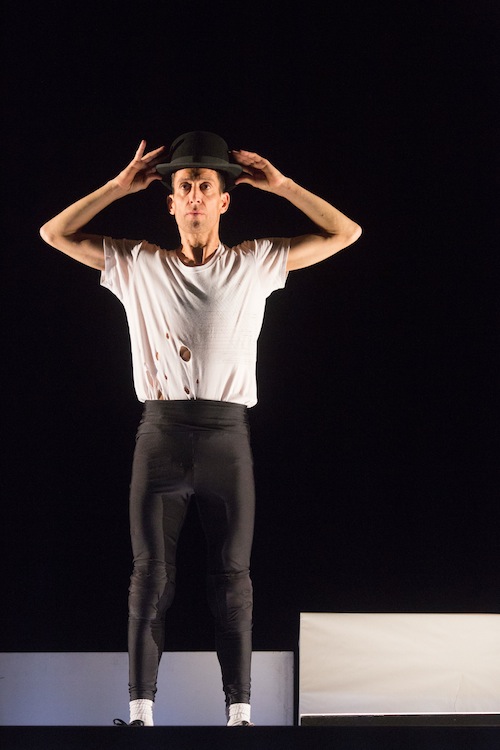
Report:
2,725,499,750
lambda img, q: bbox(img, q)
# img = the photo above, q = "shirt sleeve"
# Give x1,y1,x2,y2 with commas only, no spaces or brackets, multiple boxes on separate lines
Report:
100,237,143,303
250,237,290,296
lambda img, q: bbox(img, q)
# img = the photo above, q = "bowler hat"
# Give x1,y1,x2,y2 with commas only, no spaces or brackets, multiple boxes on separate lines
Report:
156,131,242,191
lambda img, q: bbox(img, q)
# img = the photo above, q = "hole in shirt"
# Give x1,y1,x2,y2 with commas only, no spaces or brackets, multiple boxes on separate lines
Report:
180,346,191,362
184,386,190,395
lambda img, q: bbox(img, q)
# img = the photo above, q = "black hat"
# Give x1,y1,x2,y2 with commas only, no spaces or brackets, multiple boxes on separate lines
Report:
156,131,242,191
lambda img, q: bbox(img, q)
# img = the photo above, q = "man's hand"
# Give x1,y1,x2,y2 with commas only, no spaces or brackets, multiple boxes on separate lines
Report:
113,140,165,193
232,149,288,193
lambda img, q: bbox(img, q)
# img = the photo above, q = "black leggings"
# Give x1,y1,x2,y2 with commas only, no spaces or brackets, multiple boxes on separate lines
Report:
128,400,255,705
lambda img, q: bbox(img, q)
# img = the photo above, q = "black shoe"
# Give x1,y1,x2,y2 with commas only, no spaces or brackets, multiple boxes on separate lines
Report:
113,718,145,726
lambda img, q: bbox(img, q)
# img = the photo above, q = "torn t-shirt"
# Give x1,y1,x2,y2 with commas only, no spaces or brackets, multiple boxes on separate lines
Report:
100,237,289,407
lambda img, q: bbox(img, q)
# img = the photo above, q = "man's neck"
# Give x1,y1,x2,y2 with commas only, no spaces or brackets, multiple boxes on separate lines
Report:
177,230,221,266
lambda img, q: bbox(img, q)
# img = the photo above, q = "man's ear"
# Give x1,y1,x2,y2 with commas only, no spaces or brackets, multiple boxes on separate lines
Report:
167,194,175,215
220,192,230,214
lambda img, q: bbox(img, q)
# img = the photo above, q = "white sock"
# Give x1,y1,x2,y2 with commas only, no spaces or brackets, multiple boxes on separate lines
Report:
226,702,251,726
130,698,154,726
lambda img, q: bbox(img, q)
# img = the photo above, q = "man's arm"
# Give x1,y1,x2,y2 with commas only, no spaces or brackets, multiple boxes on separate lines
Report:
39,141,165,270
232,149,362,271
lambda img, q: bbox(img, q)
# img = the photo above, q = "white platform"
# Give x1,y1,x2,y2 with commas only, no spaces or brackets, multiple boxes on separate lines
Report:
0,651,293,726
299,613,500,721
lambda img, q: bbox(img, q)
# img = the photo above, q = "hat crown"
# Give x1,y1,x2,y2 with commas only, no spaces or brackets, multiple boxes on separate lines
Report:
156,130,242,190
169,131,229,165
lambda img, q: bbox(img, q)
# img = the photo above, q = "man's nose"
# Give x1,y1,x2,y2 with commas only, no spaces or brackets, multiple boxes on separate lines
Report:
189,187,202,202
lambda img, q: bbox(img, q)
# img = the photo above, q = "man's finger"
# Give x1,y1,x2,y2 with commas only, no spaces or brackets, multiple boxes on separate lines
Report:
143,145,165,162
134,140,147,159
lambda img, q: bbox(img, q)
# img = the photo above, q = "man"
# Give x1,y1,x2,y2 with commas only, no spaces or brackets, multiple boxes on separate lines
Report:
40,131,361,726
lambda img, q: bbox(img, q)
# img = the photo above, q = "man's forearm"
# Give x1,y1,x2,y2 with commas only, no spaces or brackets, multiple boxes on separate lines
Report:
40,140,165,270
40,179,128,243
39,179,131,270
273,177,360,240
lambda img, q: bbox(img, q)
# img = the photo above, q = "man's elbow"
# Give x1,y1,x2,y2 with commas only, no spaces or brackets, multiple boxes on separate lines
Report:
39,223,69,250
350,223,362,243
39,223,55,246
340,222,362,248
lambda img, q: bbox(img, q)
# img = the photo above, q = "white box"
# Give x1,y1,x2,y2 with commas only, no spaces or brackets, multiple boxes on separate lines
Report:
299,613,500,719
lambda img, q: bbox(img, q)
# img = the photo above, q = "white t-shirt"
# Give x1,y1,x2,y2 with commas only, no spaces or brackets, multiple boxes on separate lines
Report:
100,237,289,406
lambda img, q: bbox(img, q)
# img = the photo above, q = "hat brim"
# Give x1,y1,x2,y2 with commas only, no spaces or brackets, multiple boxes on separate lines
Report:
156,160,243,191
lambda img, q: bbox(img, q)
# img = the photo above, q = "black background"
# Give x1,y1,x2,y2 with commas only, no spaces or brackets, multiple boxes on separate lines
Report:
2,0,498,655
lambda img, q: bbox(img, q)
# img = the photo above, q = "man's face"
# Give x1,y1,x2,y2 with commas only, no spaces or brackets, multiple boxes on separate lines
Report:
167,168,230,234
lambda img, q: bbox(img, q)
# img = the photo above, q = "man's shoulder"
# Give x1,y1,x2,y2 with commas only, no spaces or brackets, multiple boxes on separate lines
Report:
225,239,255,253
225,238,277,254
225,238,290,257
105,237,174,258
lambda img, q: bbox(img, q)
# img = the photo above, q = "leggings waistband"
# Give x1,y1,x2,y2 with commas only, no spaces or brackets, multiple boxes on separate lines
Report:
140,399,249,433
